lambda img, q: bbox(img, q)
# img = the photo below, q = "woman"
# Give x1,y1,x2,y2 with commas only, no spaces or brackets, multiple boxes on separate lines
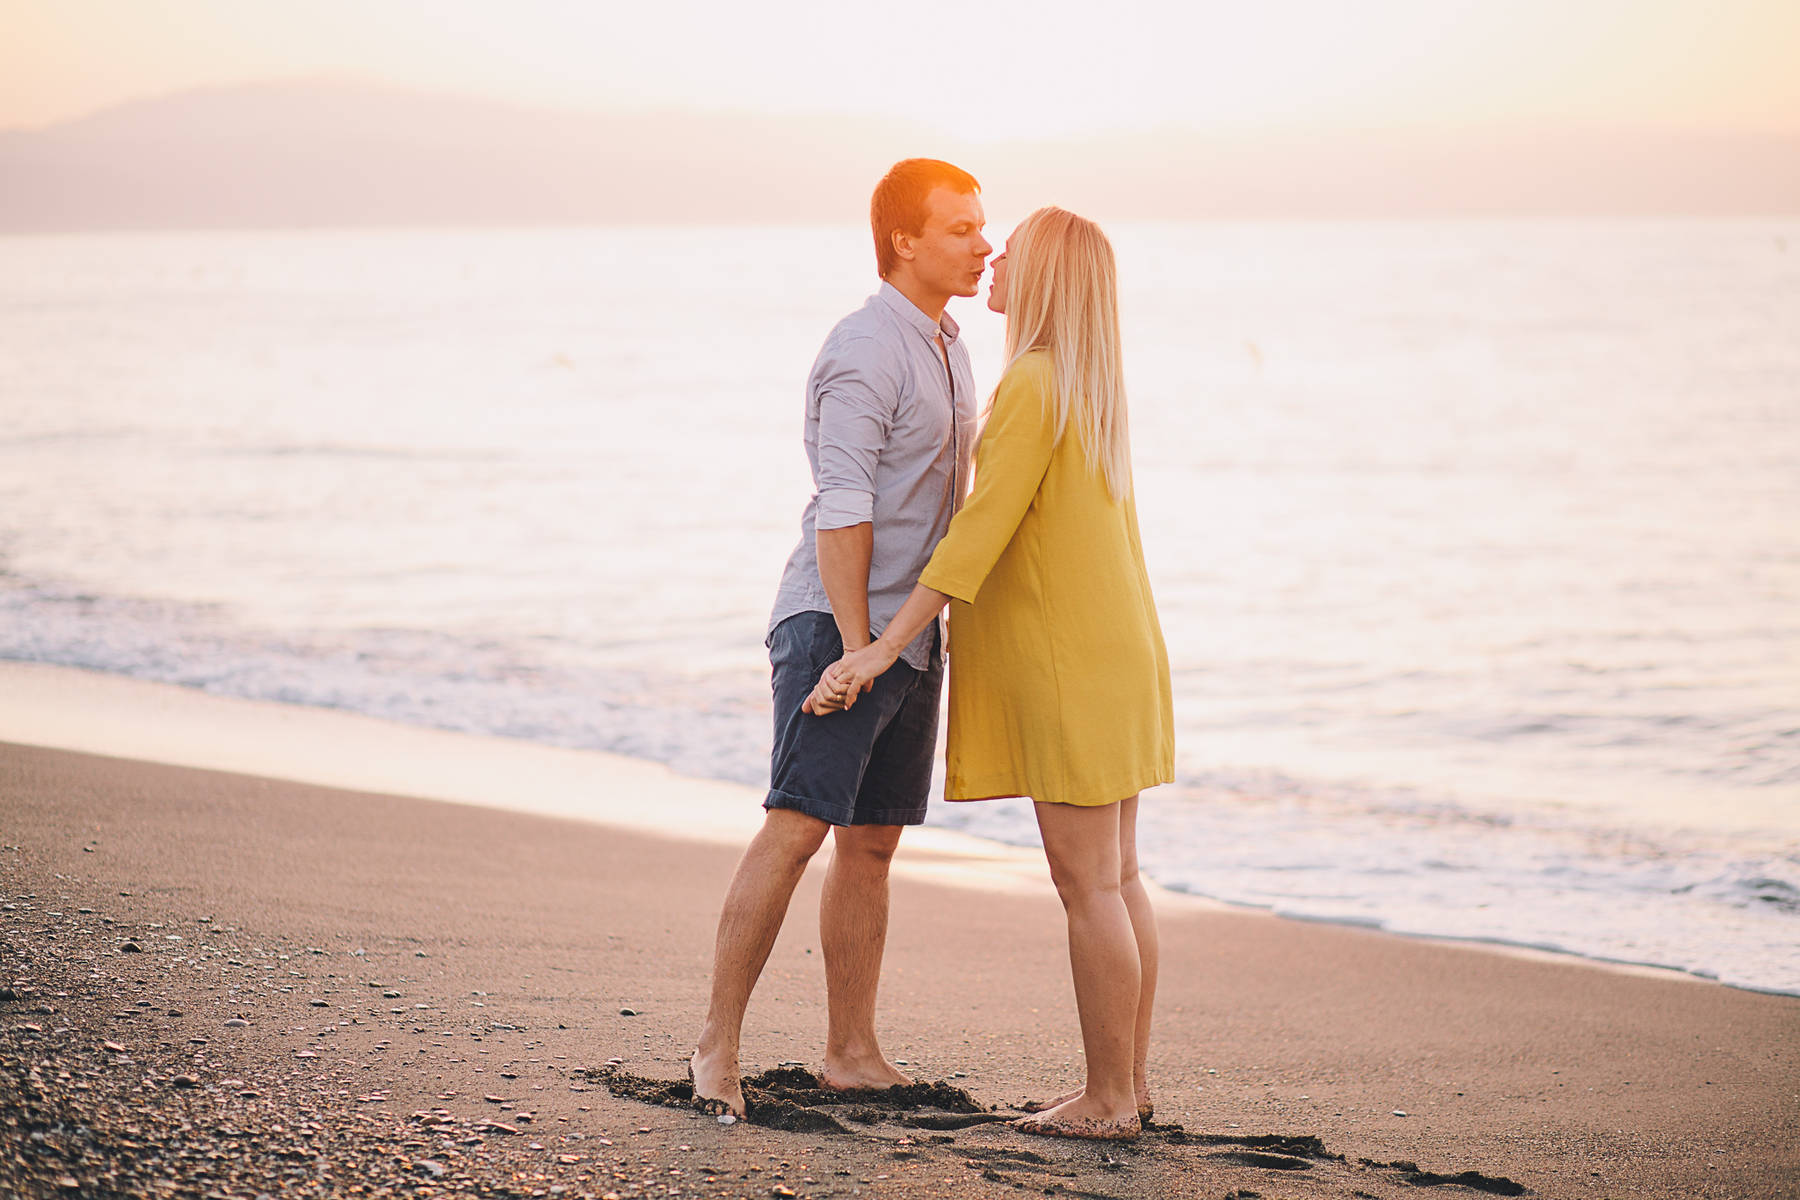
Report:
806,206,1174,1141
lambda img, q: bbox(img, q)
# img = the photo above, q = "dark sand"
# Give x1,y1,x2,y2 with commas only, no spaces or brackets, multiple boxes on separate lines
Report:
3,741,1796,1199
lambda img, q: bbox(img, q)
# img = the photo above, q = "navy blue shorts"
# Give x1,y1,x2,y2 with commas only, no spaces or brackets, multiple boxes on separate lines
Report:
765,611,942,827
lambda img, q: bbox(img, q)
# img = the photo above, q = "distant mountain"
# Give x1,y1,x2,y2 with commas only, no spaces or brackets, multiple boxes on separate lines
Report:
0,80,936,231
2,80,1796,231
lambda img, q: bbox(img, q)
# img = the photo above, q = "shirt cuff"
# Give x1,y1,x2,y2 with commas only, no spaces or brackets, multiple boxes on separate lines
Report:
816,488,874,530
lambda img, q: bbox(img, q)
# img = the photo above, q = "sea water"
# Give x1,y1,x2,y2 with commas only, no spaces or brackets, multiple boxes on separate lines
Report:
1,222,1795,992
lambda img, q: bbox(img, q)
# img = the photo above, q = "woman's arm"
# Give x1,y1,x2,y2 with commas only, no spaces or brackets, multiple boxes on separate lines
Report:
804,354,1059,715
802,581,948,714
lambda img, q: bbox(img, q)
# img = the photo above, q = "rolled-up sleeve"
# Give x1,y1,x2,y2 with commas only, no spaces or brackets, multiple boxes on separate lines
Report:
813,337,897,531
918,356,1058,603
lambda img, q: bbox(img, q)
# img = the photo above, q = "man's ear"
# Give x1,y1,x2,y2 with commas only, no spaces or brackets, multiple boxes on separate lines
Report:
889,227,915,264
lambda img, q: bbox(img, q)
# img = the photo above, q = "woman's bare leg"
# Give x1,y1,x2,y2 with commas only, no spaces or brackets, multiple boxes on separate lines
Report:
1119,794,1157,1119
1020,795,1157,1122
1016,798,1141,1139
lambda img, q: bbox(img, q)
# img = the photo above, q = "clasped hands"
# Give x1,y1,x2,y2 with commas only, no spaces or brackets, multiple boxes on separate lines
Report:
802,641,899,715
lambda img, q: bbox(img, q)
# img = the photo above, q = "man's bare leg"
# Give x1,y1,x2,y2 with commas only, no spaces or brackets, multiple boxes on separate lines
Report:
819,822,912,1091
690,809,831,1117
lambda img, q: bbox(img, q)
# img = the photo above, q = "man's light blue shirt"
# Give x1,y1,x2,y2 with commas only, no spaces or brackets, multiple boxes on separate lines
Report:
769,282,978,670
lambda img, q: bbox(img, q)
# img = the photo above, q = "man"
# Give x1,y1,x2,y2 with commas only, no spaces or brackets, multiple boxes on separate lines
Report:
689,159,989,1118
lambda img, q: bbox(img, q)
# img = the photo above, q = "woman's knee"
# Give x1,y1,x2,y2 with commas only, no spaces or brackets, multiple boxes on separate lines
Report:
1047,859,1126,909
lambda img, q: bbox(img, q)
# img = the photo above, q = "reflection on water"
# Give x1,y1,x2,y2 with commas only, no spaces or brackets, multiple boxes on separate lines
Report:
1,222,1795,991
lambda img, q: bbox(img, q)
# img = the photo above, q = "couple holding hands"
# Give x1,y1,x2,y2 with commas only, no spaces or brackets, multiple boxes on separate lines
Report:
689,159,1173,1141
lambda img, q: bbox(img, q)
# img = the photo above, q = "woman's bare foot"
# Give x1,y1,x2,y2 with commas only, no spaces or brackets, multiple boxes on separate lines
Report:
1021,1086,1154,1123
818,1053,912,1093
1012,1094,1141,1141
687,1049,745,1119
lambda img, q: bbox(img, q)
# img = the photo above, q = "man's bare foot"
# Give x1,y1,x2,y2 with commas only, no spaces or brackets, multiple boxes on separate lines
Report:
687,1049,745,1119
1021,1086,1154,1123
818,1053,912,1093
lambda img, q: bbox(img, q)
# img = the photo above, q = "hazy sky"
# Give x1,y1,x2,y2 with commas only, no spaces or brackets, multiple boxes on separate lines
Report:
6,0,1800,138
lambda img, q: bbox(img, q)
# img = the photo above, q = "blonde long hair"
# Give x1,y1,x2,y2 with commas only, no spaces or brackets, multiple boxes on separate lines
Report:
1000,206,1131,500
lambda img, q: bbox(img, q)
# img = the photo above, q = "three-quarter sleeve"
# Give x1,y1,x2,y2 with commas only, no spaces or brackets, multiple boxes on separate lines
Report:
918,355,1059,603
813,336,898,530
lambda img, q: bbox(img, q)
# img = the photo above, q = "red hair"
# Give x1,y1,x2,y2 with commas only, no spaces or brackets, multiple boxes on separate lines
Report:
870,159,981,279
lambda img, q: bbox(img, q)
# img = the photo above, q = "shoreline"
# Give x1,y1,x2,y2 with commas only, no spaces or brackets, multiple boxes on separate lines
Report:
0,659,1773,995
4,738,1797,1198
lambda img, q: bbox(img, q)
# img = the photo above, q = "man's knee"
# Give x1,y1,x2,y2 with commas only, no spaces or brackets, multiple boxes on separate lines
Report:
757,808,832,867
831,823,903,871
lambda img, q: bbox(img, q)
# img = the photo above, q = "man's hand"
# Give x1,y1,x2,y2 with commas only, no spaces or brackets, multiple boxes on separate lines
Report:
802,642,899,715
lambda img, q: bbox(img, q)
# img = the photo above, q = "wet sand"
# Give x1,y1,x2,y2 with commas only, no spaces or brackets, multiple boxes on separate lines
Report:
3,738,1797,1199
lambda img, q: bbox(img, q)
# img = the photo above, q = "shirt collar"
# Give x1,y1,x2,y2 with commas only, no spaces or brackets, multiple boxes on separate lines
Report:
877,280,961,345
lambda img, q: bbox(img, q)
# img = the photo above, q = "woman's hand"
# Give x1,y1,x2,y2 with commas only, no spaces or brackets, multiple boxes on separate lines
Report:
803,640,901,715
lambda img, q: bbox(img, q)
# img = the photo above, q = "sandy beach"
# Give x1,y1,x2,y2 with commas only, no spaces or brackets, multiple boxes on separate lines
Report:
2,673,1797,1199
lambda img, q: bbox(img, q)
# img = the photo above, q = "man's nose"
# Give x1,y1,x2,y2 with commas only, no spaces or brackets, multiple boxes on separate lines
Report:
974,235,993,258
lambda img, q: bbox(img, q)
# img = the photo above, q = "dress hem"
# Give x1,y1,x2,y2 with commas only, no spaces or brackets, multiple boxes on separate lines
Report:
944,764,1174,808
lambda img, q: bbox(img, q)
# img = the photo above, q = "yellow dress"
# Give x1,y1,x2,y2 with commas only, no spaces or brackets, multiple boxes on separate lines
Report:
918,350,1175,807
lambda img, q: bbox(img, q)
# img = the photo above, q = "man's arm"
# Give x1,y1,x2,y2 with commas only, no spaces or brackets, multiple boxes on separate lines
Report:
816,523,874,652
811,334,894,657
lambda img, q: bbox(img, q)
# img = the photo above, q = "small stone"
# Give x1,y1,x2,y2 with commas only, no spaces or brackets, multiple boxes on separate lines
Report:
102,1040,126,1053
477,1121,519,1135
718,1113,737,1126
1393,1109,1408,1117
310,1000,329,1007
558,1154,583,1164
294,1050,317,1059
224,1018,249,1028
618,1008,638,1017
484,1094,506,1103
772,1187,796,1198
120,942,142,953
383,991,401,999
171,1074,201,1088
413,1159,448,1178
